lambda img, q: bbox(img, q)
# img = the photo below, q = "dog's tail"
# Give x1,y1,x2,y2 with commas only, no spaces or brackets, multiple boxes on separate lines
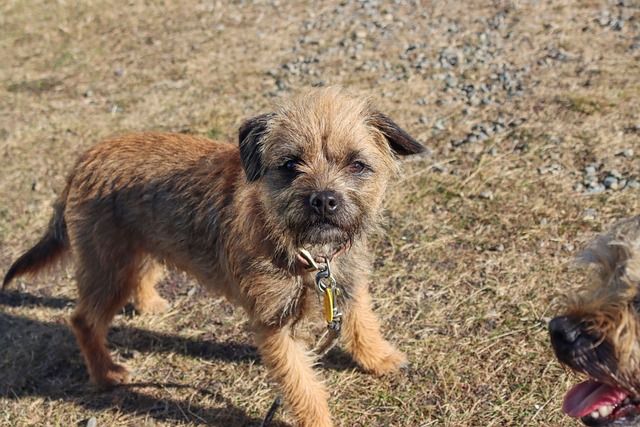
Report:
3,189,70,290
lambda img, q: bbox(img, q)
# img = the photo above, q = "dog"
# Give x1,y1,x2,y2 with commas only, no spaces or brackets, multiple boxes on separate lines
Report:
549,216,640,426
3,87,426,427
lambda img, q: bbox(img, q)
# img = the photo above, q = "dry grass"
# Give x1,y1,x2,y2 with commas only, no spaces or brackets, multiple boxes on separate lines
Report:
1,1,639,426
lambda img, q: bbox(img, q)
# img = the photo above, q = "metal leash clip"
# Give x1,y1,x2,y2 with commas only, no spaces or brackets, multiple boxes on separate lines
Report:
298,249,342,330
314,258,342,331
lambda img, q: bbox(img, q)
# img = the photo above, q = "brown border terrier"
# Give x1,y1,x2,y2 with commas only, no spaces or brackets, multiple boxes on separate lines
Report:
550,216,640,426
3,87,426,427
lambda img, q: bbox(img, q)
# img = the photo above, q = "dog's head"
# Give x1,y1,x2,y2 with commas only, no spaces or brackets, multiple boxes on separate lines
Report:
237,87,425,254
550,216,640,426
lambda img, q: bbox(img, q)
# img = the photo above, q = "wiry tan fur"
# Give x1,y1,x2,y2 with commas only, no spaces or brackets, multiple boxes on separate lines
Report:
3,87,425,427
553,216,640,395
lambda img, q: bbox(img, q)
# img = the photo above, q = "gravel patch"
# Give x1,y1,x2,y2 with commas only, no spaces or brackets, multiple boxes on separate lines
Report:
575,161,639,194
260,0,640,197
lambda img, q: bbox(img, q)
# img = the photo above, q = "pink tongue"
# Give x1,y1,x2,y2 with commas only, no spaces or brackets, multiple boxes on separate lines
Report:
563,380,629,418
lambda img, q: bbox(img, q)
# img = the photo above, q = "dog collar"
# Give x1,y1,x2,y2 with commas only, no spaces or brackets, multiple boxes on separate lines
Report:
295,241,351,271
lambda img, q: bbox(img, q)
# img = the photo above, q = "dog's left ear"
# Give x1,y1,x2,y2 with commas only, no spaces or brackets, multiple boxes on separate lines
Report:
239,113,275,181
370,112,426,156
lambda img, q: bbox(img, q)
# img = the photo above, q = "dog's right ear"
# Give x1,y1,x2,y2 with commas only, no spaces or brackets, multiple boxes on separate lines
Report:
238,113,274,182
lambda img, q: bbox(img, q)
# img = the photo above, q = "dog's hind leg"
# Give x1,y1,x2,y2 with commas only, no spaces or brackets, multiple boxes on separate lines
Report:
132,257,169,315
70,240,143,387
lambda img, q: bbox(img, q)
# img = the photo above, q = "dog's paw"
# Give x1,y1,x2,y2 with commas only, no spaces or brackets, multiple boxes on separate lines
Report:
136,296,170,315
359,347,408,376
372,349,408,376
92,363,131,387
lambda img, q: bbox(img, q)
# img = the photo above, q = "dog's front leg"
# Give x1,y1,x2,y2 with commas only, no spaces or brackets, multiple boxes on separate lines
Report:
254,323,333,427
341,280,408,376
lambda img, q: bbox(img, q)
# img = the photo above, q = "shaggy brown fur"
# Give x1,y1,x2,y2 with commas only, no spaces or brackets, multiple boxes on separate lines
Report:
549,216,640,426
3,87,425,427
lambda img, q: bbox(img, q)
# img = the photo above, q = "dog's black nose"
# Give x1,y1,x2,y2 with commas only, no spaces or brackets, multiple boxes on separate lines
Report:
549,316,596,366
310,191,339,216
548,315,612,376
549,316,582,346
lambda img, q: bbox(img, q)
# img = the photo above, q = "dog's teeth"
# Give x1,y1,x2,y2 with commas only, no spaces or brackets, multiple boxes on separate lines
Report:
590,411,600,419
598,405,613,417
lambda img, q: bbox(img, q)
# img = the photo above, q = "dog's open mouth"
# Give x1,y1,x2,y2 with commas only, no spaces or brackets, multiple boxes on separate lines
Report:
564,379,640,425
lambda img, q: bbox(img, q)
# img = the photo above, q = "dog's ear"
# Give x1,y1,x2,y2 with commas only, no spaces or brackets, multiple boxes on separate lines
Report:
238,113,275,181
370,112,426,156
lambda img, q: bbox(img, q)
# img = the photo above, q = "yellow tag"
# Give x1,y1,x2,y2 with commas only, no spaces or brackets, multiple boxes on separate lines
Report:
323,289,334,323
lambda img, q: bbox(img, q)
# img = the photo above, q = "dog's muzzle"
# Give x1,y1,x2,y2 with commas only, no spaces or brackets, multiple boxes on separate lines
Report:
549,316,640,426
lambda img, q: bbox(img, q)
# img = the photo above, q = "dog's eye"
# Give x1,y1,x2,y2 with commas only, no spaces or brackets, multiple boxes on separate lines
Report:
280,159,300,173
347,161,366,175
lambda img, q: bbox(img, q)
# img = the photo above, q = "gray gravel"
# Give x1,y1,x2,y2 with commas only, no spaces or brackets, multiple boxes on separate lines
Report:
267,2,532,114
574,160,639,195
262,0,638,195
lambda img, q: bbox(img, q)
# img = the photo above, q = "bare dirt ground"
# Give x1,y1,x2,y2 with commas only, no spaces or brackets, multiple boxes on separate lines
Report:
1,1,638,426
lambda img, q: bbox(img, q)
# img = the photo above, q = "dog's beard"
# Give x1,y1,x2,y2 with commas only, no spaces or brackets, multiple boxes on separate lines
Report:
264,214,359,272
299,217,352,242
289,217,357,254
270,194,362,248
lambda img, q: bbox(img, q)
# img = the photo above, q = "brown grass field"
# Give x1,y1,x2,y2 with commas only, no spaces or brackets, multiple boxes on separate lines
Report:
1,1,638,426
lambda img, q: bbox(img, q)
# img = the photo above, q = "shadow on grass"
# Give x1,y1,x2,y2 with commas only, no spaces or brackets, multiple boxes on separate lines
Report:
0,300,288,426
0,291,357,425
0,290,260,363
0,289,75,309
0,290,358,370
